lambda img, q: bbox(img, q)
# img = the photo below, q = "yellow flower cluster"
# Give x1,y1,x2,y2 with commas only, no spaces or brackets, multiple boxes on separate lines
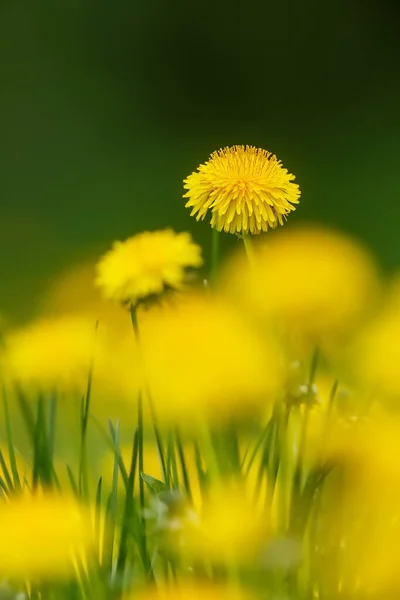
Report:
4,145,400,600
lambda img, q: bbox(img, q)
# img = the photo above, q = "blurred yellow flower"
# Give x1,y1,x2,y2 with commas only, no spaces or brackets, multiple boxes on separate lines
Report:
222,225,380,353
91,327,142,420
1,315,97,395
95,230,203,306
39,258,130,334
316,415,400,596
134,582,252,600
184,145,300,234
353,304,400,400
0,491,94,579
140,293,282,423
0,309,143,413
184,480,269,563
297,376,363,468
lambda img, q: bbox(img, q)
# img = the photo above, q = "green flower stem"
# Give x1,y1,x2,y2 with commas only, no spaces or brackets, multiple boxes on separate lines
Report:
3,389,21,490
175,427,193,502
79,321,98,498
198,418,221,484
294,348,320,492
242,234,255,265
130,304,168,484
130,304,155,582
211,227,221,281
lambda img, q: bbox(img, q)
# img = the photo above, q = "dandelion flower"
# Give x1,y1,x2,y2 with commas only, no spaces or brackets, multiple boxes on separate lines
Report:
317,415,400,596
0,491,94,579
1,315,98,395
353,302,400,400
140,292,282,423
95,229,203,306
183,480,269,563
184,145,300,234
222,225,380,353
40,258,129,334
135,582,252,600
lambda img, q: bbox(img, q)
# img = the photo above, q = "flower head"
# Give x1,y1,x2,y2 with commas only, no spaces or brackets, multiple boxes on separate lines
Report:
1,315,97,395
352,304,400,400
140,292,282,423
135,582,252,600
184,145,300,234
0,491,94,580
95,229,203,306
183,480,269,564
221,225,380,354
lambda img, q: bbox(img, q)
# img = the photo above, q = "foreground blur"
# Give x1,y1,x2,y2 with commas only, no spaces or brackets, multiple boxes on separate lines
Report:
0,223,398,599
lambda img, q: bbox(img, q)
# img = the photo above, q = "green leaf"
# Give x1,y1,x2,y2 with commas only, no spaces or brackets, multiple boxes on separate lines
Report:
140,472,166,495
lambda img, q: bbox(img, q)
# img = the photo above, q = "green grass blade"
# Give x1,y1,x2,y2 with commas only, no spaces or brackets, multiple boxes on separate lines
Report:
175,428,192,502
2,389,21,490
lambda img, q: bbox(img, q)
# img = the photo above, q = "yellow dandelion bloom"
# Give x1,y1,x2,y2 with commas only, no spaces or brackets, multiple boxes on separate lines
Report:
184,480,269,563
0,491,94,579
140,292,282,423
352,302,400,400
39,258,130,334
1,315,98,395
316,415,400,597
222,225,380,353
184,145,300,234
95,229,203,306
134,582,252,600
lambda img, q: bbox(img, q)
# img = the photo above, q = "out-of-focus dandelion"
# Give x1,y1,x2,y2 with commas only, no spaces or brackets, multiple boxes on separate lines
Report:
134,582,253,600
183,480,269,563
0,315,98,395
95,229,203,307
316,414,400,597
221,225,380,354
39,258,130,334
184,145,300,234
0,491,94,579
352,300,400,400
140,292,282,423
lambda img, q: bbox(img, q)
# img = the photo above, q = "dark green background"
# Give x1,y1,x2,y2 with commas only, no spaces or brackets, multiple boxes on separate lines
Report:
1,0,400,323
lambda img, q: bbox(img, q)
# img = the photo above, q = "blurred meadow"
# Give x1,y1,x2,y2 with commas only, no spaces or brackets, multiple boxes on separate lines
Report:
2,3,400,600
1,0,400,323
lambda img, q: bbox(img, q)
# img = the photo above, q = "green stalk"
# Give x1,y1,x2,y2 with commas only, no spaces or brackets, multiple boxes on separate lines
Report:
211,227,221,281
167,431,180,489
102,419,120,576
2,389,21,490
198,419,221,484
293,348,320,495
117,429,139,573
147,391,168,484
242,234,255,264
78,324,97,498
175,428,192,502
32,397,53,488
92,416,129,488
